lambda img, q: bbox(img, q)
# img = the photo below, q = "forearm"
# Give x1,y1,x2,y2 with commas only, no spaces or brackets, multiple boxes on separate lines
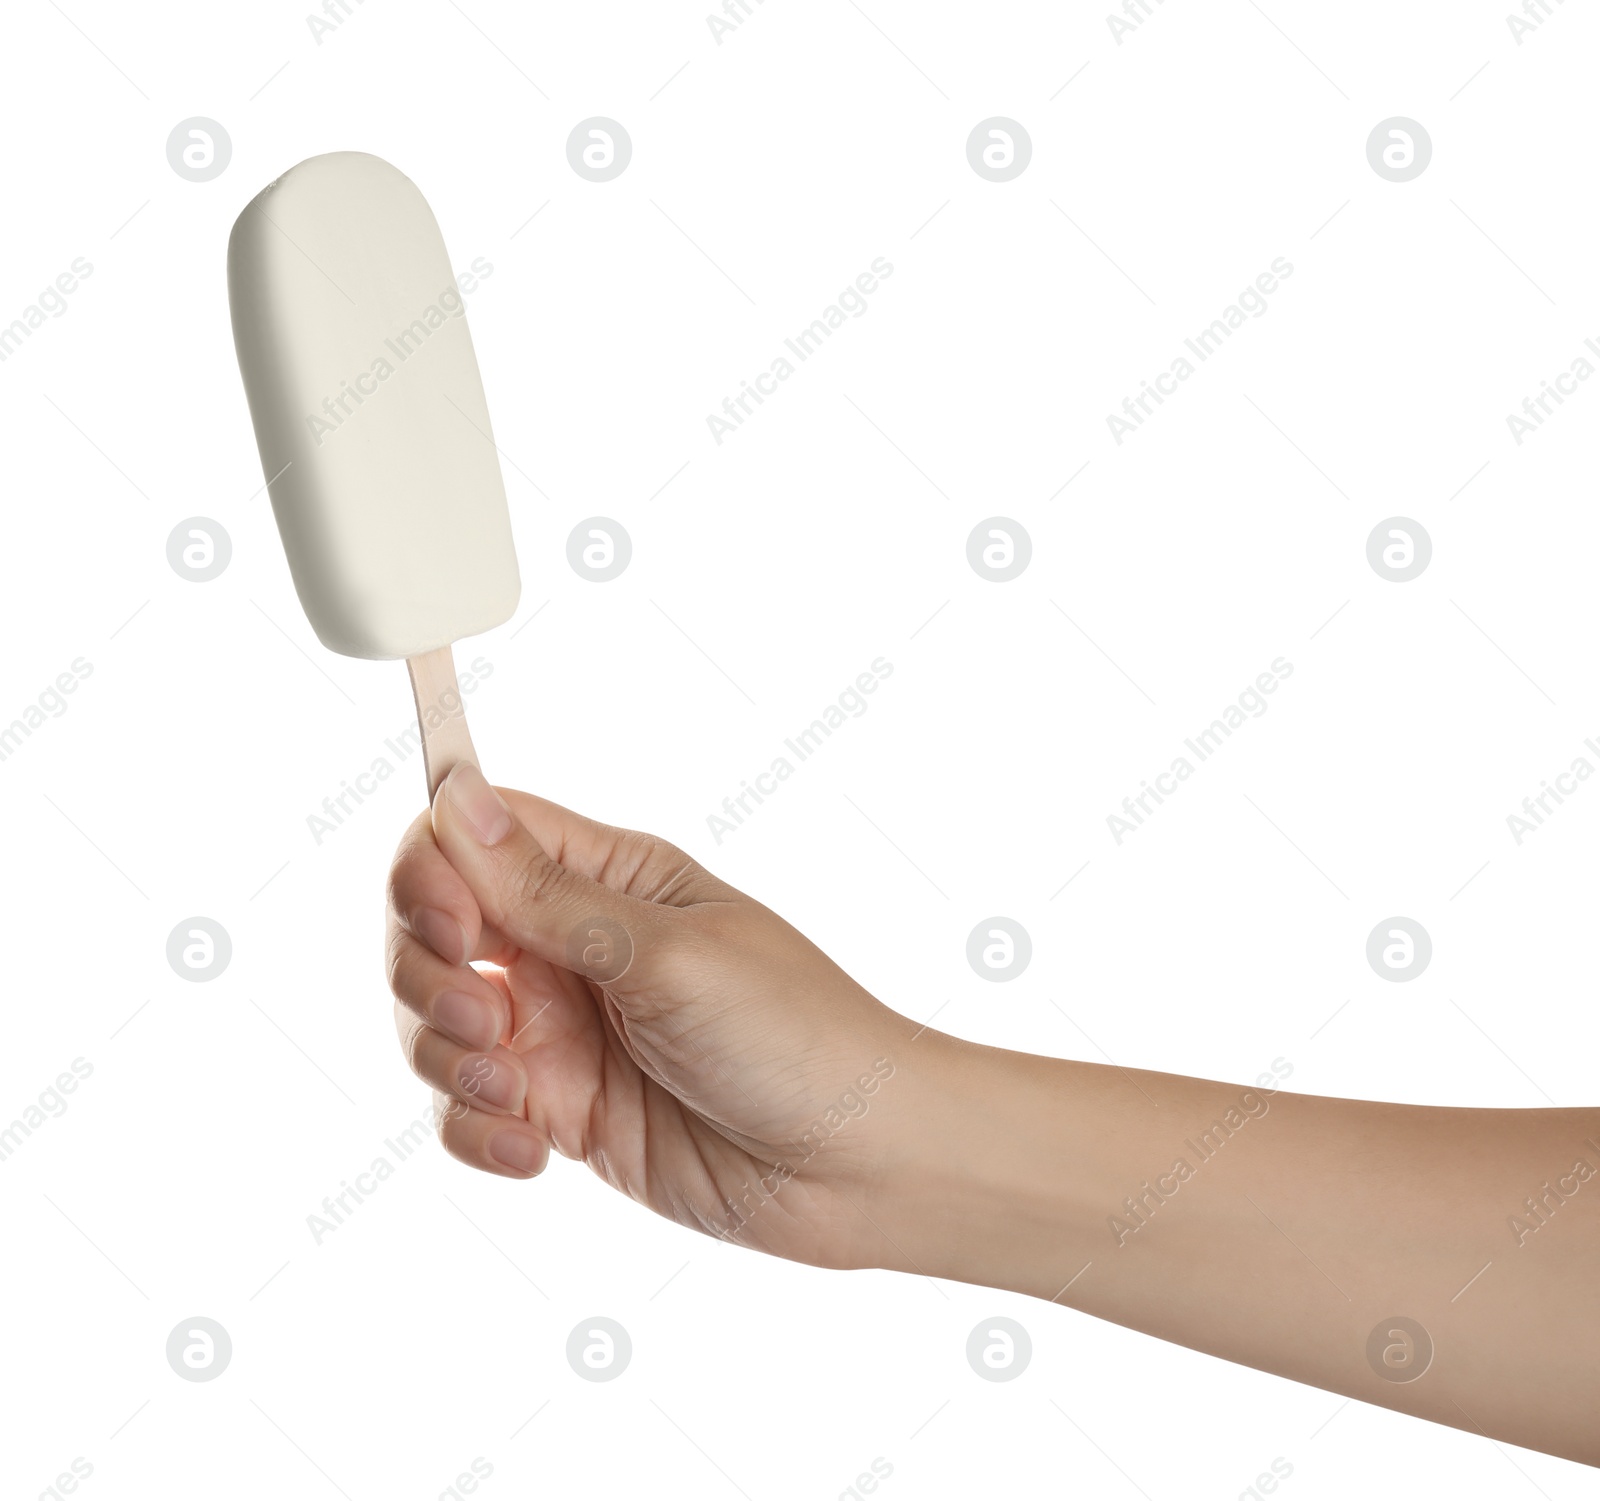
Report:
878,1033,1600,1466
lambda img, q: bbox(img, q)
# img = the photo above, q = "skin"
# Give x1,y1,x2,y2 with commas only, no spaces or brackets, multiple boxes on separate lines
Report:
387,764,1600,1467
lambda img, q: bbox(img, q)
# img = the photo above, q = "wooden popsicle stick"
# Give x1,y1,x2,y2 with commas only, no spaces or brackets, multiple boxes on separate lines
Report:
406,644,480,800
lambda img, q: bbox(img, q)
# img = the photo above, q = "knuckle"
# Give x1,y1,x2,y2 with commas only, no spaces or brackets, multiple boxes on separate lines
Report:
399,1015,430,1077
498,845,567,925
385,829,431,910
433,1090,473,1141
626,831,699,902
383,924,410,996
586,820,689,902
619,825,672,868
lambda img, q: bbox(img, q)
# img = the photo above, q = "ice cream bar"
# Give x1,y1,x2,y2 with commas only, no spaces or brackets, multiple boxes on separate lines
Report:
228,151,519,794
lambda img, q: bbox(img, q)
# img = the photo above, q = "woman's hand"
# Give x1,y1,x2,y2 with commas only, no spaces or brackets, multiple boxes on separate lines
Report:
386,766,1600,1465
385,763,917,1269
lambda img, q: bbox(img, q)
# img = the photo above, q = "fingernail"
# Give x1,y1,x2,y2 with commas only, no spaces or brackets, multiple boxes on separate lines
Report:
488,1130,545,1176
446,764,513,846
433,990,499,1051
459,1054,522,1112
414,907,467,966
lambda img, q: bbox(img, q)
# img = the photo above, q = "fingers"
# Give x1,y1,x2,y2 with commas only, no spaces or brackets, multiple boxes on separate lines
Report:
433,1091,549,1180
388,806,481,964
430,764,676,982
388,805,520,969
387,925,509,1052
395,999,528,1116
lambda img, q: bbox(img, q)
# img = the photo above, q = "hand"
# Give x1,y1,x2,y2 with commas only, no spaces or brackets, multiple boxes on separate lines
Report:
385,763,918,1268
385,766,1600,1464
387,768,1600,1466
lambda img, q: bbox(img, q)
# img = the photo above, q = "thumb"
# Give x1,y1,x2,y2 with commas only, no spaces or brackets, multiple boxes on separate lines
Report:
431,763,663,986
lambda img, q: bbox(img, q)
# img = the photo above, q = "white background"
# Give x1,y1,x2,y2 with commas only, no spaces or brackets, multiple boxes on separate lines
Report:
2,0,1597,1495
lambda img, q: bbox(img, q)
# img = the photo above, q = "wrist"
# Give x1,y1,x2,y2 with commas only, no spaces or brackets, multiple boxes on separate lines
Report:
863,1031,1093,1297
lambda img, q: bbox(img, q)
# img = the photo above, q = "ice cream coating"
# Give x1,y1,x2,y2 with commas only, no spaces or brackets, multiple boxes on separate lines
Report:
228,151,519,660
